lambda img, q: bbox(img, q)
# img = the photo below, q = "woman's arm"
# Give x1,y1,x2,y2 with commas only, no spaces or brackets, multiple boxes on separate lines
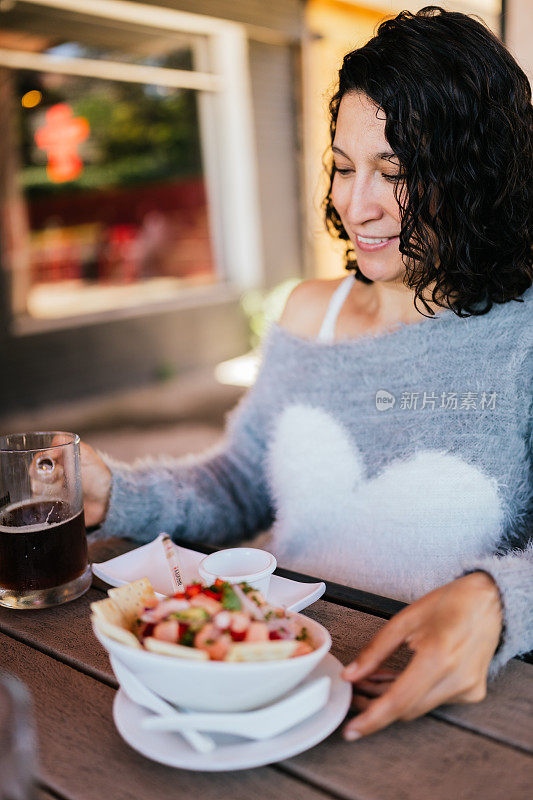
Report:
86,279,335,544
81,338,281,545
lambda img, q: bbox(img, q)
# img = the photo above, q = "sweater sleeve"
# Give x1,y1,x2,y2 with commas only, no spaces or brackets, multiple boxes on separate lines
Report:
463,544,533,678
461,336,532,678
95,333,280,546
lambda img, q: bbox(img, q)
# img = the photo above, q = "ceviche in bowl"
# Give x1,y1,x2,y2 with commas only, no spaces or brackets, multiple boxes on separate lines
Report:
91,578,331,712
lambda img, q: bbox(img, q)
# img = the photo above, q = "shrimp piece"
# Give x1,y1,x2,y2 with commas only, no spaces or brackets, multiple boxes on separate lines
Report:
292,642,313,657
244,621,269,643
190,594,223,615
152,619,180,643
205,633,232,661
193,623,220,652
141,598,189,623
229,611,251,635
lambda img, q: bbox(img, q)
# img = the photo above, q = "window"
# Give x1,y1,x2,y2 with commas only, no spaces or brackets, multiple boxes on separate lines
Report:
0,0,262,330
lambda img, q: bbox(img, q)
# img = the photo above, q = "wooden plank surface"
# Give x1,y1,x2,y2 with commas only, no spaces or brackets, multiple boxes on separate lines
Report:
1,580,531,753
281,717,533,800
0,587,112,684
1,581,532,756
1,635,332,800
1,536,531,800
3,633,532,800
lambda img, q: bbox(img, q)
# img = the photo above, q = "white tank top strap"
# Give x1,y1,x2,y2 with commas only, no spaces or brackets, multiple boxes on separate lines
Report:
316,273,356,343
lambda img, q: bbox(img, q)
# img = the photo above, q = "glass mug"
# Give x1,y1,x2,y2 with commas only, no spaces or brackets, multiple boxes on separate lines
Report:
0,432,91,609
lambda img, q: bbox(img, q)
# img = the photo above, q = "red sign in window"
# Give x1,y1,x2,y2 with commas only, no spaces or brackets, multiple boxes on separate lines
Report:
34,103,89,183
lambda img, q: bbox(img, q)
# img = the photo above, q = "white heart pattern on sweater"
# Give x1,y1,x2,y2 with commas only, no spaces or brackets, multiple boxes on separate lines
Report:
264,404,504,602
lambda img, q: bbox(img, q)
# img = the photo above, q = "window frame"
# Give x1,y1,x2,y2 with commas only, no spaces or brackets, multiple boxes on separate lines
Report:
0,0,263,333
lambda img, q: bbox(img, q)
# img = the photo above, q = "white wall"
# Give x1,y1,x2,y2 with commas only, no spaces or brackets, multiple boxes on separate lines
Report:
506,0,533,82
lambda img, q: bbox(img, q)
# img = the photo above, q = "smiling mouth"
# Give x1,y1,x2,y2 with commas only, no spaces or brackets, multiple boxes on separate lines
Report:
356,234,397,243
354,234,399,251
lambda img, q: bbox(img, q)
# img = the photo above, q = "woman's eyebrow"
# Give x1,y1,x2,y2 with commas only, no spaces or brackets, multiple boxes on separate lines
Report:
332,145,397,162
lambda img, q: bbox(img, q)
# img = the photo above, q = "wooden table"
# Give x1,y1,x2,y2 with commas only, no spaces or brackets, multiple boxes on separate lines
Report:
1,537,532,800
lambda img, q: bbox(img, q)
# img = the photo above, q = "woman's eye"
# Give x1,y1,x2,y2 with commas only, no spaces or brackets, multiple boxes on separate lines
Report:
335,167,353,176
382,173,403,182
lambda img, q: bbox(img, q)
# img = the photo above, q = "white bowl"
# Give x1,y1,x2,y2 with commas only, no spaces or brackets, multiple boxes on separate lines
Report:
198,548,277,596
93,612,331,712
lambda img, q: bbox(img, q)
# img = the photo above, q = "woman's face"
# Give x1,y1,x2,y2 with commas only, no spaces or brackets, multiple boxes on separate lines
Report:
331,91,405,283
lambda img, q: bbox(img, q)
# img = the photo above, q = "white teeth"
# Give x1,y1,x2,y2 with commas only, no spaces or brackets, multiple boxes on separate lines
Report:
357,235,392,244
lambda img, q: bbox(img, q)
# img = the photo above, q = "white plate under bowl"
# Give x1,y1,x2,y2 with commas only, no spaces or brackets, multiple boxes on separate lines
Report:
112,652,351,771
92,536,325,612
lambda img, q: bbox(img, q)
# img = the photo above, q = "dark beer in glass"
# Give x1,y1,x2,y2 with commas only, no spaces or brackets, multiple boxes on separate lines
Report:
0,432,91,609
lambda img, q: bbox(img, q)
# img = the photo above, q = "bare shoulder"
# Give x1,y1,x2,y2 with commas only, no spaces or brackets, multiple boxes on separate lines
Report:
278,278,346,339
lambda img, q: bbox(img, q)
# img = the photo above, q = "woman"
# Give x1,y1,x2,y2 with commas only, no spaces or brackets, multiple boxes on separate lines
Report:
78,7,532,740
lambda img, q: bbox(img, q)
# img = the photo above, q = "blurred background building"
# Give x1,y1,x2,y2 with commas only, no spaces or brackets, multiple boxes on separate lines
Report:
0,0,528,457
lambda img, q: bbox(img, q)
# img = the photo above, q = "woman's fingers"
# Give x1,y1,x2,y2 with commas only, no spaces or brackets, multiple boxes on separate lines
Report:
351,668,487,731
398,669,488,721
352,694,373,712
342,612,411,683
342,575,501,742
343,650,440,740
363,670,399,682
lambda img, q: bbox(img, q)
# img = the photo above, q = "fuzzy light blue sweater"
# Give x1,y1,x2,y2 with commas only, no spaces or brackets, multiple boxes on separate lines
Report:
99,284,533,675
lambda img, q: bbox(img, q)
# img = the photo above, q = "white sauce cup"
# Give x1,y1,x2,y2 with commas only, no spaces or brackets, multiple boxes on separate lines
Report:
198,548,277,595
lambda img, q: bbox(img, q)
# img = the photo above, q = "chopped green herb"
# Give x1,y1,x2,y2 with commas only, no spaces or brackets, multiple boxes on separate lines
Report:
205,639,215,646
241,583,253,594
171,607,209,628
251,595,261,606
222,584,242,611
264,610,274,620
180,628,195,647
296,627,308,641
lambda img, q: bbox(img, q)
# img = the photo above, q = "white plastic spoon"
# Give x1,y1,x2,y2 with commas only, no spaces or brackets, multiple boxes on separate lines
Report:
110,656,215,754
141,675,332,739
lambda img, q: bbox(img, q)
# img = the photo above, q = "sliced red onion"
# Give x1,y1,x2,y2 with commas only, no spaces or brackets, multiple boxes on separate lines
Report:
214,611,232,630
140,598,190,623
232,584,265,621
266,617,296,640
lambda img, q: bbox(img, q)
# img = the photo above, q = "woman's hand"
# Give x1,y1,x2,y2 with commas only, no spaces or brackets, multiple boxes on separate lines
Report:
31,440,112,527
342,571,503,741
78,442,112,527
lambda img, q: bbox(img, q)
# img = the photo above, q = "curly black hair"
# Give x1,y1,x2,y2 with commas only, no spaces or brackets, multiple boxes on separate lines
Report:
323,5,533,317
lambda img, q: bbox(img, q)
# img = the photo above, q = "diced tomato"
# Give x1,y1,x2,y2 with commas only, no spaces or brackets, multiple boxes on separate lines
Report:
269,630,282,640
214,578,225,587
230,629,247,642
203,589,221,601
172,591,186,600
185,584,202,598
137,621,154,640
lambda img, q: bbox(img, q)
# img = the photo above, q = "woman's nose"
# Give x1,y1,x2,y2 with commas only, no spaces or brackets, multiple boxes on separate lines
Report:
344,176,383,226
